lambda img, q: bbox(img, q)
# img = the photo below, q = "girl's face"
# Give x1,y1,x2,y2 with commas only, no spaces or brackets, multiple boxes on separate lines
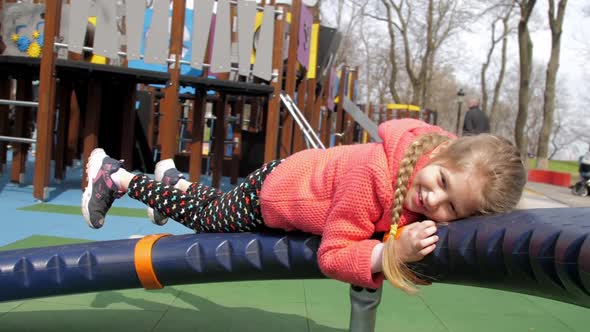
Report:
404,163,483,223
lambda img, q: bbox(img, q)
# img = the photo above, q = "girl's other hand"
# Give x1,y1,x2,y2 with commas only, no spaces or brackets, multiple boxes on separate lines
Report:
394,220,439,263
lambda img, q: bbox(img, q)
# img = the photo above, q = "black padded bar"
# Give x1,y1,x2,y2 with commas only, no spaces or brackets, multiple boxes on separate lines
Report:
180,75,274,97
0,56,170,85
0,207,589,309
55,59,170,84
0,56,41,78
413,207,590,308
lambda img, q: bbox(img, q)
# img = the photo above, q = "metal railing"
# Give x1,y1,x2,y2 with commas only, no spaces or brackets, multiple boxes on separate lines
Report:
279,92,325,150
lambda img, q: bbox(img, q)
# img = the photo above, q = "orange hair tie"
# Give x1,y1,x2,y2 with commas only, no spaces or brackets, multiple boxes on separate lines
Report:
383,224,404,242
134,234,171,289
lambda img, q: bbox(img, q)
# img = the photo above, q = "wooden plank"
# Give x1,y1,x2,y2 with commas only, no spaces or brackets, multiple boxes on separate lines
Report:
345,68,358,144
263,2,285,162
292,78,307,152
66,89,81,167
207,3,233,184
0,79,10,170
55,82,72,181
34,0,62,200
145,86,157,150
125,0,145,60
248,97,260,132
120,84,136,170
81,79,102,190
252,5,275,81
319,87,330,147
11,79,32,184
144,0,169,64
190,0,214,70
280,0,302,158
335,66,347,145
188,90,206,182
158,0,185,159
231,97,245,184
67,0,91,54
306,18,320,145
306,77,318,143
210,0,231,73
93,0,119,59
366,104,374,142
212,94,227,188
237,0,257,77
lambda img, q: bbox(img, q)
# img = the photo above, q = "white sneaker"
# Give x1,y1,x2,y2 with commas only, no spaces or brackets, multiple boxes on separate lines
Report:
147,159,184,225
81,148,125,229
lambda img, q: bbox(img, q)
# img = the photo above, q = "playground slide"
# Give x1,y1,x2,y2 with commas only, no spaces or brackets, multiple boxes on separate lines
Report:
341,97,381,143
0,208,589,309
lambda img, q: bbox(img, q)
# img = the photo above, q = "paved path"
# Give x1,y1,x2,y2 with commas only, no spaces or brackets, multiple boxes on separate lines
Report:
520,181,590,209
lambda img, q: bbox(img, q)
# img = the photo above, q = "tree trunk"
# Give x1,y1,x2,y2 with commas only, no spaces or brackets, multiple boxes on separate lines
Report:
480,21,497,116
515,0,537,159
536,0,567,169
382,0,401,103
489,14,510,133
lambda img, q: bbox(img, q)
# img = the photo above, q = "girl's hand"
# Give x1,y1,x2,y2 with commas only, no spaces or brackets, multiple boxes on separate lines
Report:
393,220,439,263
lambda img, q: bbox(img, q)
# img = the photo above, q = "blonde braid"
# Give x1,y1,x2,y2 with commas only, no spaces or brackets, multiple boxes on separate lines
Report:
383,133,450,294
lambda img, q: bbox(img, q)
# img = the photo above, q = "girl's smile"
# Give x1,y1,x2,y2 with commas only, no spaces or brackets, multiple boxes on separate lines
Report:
405,164,484,223
415,186,424,210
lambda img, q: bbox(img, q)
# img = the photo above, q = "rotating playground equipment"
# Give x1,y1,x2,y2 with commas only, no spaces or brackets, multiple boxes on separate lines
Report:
3,2,588,331
0,208,590,331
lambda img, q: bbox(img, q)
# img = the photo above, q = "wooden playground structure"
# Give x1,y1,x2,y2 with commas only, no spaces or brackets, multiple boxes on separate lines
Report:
0,0,436,201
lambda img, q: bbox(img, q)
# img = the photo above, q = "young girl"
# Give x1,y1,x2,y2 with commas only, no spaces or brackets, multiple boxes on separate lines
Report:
82,119,526,293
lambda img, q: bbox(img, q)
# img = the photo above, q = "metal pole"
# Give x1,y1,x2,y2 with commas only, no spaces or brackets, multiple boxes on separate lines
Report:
0,136,36,144
456,102,462,135
349,285,382,332
455,88,464,135
0,99,39,108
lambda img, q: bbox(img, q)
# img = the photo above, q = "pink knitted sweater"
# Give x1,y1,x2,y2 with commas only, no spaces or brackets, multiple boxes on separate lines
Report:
260,119,454,288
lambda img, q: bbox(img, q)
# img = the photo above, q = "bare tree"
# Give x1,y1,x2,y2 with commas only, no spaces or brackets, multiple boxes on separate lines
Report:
479,2,516,133
523,62,547,157
514,0,537,158
319,0,371,65
381,0,402,102
375,0,466,108
426,65,462,131
535,0,568,169
355,4,394,106
543,81,589,159
549,109,576,160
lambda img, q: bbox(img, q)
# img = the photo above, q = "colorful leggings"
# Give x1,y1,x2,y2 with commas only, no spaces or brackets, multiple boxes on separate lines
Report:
126,160,282,232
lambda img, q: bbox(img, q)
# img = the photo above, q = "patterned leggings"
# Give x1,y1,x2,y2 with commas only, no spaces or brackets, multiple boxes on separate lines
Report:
126,160,282,232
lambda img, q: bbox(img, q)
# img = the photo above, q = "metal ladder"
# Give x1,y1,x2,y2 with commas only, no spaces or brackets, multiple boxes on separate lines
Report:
279,92,325,149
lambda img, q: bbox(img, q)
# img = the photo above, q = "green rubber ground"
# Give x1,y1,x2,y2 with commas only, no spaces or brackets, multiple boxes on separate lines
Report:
18,203,147,218
1,236,589,331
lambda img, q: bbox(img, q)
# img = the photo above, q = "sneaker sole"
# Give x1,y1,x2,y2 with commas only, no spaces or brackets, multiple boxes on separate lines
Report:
81,148,108,229
147,159,177,225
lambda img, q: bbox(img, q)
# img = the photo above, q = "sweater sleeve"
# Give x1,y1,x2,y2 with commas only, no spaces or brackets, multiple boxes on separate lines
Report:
317,164,388,289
